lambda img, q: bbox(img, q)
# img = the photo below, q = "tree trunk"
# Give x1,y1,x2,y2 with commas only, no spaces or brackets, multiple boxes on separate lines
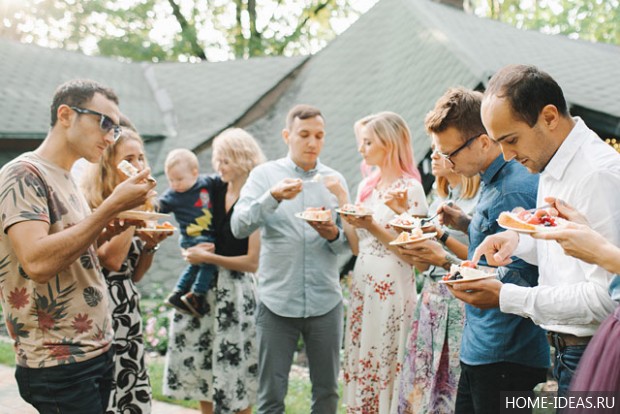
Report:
247,0,262,56
167,0,207,60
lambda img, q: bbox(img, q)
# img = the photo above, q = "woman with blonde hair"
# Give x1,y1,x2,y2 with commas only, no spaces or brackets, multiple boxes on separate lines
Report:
335,111,428,413
164,128,265,414
81,123,172,414
397,144,480,414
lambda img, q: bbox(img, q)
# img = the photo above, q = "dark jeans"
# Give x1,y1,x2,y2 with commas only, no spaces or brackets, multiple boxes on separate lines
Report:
552,342,587,398
15,347,115,414
176,234,217,294
455,361,547,414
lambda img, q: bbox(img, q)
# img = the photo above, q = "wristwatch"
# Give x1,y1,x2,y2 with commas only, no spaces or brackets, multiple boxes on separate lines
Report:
143,244,160,255
438,230,450,244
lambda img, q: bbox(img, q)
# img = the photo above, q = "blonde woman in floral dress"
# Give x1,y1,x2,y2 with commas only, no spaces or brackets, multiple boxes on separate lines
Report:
163,128,264,414
81,124,172,414
337,112,428,414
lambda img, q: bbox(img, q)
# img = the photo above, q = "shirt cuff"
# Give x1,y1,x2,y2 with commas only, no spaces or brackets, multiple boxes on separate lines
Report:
258,190,280,215
499,282,529,317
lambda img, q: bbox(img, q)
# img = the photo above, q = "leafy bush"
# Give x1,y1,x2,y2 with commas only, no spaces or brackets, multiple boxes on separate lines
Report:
140,285,172,355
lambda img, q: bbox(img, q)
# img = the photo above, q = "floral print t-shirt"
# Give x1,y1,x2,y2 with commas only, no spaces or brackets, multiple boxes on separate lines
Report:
0,152,113,368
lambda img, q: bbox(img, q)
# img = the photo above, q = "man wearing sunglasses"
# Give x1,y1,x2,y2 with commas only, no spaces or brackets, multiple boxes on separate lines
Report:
398,87,548,414
0,79,156,414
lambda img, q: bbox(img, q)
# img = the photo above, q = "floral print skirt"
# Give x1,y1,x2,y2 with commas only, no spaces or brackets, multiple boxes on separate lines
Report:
163,268,258,413
397,277,465,414
343,252,417,414
105,273,151,414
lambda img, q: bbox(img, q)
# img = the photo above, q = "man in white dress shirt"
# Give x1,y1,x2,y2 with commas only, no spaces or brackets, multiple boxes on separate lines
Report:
448,64,620,396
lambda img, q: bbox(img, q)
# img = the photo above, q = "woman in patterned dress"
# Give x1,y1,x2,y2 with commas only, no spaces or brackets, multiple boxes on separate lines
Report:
163,128,264,414
81,125,172,414
336,112,428,414
397,142,480,414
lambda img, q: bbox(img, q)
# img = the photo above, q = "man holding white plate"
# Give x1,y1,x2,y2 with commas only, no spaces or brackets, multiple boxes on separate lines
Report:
398,86,549,414
231,104,350,414
457,64,620,397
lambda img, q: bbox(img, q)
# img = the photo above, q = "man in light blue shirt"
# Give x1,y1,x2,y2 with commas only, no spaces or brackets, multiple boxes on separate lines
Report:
231,104,350,414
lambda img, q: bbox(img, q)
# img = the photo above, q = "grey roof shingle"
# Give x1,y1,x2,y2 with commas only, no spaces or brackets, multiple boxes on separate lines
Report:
245,0,620,194
0,38,166,137
150,55,308,172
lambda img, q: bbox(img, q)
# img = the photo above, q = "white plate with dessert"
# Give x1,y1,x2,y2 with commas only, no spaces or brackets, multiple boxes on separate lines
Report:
118,210,171,221
295,208,332,222
438,262,497,284
388,230,437,246
497,209,564,234
136,223,177,233
335,204,373,217
388,213,435,230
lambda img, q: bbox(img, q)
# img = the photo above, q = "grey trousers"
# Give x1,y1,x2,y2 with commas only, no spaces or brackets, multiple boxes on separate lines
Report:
256,301,343,414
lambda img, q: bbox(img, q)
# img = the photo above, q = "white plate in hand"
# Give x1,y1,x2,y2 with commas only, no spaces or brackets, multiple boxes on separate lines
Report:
388,232,436,246
117,210,170,221
294,212,331,222
438,273,497,284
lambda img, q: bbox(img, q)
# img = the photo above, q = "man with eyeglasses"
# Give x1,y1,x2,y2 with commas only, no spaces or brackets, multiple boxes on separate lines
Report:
398,87,548,414
0,79,156,414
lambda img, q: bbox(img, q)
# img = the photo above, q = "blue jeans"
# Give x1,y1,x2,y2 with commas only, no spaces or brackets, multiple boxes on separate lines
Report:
15,347,115,414
176,234,217,294
550,336,588,398
256,301,343,414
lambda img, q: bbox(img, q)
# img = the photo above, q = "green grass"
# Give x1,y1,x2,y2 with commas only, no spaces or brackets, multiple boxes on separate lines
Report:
148,354,346,413
0,340,15,367
147,356,200,409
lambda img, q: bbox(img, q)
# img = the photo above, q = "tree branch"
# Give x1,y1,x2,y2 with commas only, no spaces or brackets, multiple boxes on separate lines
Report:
167,0,207,60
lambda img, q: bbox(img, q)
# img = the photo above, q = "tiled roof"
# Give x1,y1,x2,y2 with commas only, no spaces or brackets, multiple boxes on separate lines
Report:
150,55,308,172
0,38,166,137
245,0,620,194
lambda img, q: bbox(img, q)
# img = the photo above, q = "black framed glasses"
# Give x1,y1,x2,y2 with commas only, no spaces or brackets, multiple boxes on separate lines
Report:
70,106,122,141
436,133,483,166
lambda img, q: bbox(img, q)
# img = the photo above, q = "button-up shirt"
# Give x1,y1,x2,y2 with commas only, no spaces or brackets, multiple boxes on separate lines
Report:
503,118,620,337
462,155,549,368
231,157,350,318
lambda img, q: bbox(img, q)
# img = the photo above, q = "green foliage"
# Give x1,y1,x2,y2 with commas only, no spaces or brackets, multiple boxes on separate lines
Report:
147,355,200,409
472,0,620,45
0,0,368,62
141,297,171,356
0,340,15,367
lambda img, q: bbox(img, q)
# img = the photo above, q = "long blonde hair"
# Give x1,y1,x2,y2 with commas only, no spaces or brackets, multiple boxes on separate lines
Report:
212,128,266,175
356,112,421,202
81,129,148,209
436,174,480,200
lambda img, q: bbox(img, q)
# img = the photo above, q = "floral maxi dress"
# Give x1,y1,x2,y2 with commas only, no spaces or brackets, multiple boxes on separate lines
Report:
343,177,427,414
105,238,151,414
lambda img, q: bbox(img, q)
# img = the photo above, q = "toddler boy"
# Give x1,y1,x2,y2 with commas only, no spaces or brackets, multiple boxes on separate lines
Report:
159,149,218,317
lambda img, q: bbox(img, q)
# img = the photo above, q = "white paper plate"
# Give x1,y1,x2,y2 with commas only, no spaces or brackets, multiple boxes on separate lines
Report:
136,227,177,233
497,221,563,234
388,232,437,246
117,210,170,221
388,218,434,230
294,212,331,222
438,273,497,284
334,208,373,217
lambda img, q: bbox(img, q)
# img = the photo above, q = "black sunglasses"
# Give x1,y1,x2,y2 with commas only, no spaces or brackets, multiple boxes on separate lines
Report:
70,106,122,141
436,133,483,166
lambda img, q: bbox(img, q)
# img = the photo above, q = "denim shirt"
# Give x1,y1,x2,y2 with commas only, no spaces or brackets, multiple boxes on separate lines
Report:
461,156,550,368
610,275,620,303
231,157,350,318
